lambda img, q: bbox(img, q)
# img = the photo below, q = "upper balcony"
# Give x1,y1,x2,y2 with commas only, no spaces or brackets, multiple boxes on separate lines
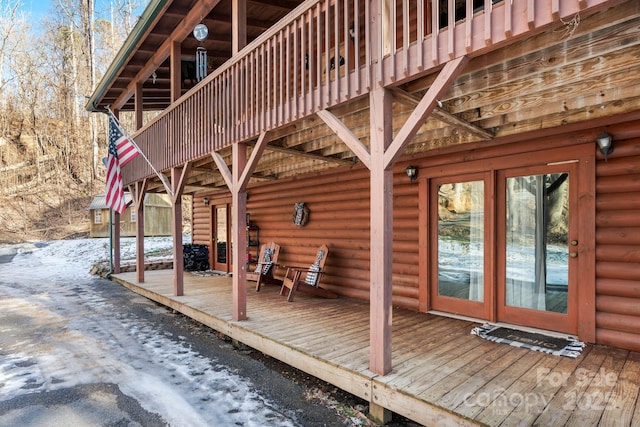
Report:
86,0,636,190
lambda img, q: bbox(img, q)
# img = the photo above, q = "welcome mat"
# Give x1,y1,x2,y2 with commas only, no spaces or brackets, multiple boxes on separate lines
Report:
189,270,227,277
470,323,585,358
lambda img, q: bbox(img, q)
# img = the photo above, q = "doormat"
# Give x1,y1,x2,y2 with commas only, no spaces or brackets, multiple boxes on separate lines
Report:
189,270,227,277
470,323,585,358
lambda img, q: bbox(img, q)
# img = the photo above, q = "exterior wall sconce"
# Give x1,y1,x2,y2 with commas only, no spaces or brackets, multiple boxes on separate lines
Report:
597,131,613,162
405,165,418,182
203,197,209,206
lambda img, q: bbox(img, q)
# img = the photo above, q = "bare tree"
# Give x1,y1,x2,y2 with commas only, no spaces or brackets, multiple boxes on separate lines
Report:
0,0,23,97
0,0,149,241
0,0,26,167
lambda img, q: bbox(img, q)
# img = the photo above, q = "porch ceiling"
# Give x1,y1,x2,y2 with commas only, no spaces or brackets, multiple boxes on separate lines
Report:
170,1,640,195
92,0,304,112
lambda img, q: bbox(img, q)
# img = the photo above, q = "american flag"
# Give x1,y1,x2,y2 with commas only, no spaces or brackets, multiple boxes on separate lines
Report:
105,116,139,213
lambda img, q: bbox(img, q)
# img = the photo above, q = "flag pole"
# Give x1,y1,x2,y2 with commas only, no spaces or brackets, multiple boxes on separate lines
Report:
105,107,174,197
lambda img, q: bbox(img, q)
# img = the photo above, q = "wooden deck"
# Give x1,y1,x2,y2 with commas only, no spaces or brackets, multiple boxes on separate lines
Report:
110,269,640,426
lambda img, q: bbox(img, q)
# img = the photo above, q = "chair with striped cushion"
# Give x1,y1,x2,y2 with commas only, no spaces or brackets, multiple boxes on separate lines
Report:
280,244,337,302
247,242,281,291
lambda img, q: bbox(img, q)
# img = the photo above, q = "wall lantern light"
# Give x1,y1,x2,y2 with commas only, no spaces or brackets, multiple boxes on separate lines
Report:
405,165,418,182
203,197,209,206
596,131,613,162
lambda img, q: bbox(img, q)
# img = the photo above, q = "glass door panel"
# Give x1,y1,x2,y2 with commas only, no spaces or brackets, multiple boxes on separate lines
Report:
498,162,578,334
438,180,485,301
430,173,491,319
213,205,229,271
505,173,569,314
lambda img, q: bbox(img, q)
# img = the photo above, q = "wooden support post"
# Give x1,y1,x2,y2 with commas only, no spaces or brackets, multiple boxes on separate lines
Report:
232,0,247,55
369,402,392,425
135,82,143,130
135,201,144,282
232,142,248,320
170,41,181,103
169,164,190,296
131,180,148,283
213,132,270,321
369,87,393,376
317,57,467,376
113,210,121,274
171,189,184,296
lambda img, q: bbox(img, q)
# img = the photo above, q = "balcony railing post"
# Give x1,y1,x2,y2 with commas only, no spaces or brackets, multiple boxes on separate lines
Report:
368,0,384,86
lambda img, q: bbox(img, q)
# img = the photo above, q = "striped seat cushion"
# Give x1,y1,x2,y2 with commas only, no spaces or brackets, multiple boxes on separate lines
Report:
254,248,273,275
304,249,324,286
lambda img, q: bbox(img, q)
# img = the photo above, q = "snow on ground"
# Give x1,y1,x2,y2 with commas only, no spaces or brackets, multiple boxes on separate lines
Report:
0,237,299,426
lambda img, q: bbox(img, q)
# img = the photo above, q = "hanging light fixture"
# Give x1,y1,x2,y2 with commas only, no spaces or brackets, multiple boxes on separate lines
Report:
596,131,613,162
405,165,418,182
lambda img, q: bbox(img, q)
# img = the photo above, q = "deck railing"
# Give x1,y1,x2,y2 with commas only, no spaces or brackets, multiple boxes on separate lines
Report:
124,0,601,186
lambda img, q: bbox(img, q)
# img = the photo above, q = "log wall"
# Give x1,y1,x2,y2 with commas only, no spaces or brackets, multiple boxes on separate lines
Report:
192,118,640,351
193,163,421,310
595,128,640,352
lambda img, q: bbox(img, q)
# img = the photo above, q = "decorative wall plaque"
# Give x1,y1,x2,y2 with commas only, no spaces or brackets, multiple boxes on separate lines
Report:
293,202,309,226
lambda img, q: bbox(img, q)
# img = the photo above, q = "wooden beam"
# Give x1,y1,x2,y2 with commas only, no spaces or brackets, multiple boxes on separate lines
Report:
391,88,493,140
211,152,232,189
262,141,356,166
204,14,271,32
317,110,371,170
238,131,270,191
384,56,469,169
183,184,224,193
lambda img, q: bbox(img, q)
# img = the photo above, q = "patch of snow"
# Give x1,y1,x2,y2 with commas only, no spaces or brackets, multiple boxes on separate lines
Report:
0,237,298,426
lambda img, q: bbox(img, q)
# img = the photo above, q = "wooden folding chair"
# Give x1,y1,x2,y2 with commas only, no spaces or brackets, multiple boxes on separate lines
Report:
280,244,337,302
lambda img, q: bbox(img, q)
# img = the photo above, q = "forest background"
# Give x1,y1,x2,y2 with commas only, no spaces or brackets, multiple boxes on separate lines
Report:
0,0,158,243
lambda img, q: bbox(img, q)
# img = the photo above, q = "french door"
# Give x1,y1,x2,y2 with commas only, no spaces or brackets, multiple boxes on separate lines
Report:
428,159,579,334
429,172,494,320
212,203,231,272
497,163,578,333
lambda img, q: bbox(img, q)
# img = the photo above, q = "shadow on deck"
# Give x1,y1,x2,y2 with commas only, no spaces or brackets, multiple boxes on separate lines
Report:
110,269,640,426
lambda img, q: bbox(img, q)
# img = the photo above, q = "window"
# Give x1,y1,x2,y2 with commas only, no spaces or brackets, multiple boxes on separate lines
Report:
94,210,102,224
130,210,136,222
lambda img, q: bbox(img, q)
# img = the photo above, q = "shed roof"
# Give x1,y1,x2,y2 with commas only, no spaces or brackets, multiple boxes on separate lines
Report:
88,193,134,210
88,193,173,210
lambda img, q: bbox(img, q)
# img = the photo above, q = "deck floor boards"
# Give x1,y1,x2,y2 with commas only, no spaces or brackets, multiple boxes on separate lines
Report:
111,269,640,427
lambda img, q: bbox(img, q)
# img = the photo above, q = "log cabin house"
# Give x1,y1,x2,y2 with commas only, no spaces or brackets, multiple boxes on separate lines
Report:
87,0,640,424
